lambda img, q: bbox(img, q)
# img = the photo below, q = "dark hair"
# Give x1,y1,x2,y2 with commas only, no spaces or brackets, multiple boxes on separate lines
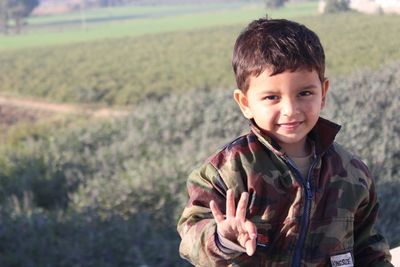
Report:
232,18,325,93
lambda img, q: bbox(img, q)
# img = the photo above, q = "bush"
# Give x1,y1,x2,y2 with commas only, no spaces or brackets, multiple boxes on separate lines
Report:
265,0,287,9
0,62,399,265
323,0,350,13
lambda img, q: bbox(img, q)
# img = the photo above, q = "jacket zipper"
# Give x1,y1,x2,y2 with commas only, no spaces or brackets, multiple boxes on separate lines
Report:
286,156,318,267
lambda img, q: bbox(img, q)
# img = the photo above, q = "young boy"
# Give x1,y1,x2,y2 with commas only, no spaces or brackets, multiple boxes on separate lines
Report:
177,18,393,266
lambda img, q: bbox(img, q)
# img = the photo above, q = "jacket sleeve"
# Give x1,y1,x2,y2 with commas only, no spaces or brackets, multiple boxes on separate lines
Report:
177,163,243,267
351,158,393,266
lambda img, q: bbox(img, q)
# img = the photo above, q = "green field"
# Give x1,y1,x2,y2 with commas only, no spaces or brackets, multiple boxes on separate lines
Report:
27,2,249,25
0,2,318,50
1,9,399,106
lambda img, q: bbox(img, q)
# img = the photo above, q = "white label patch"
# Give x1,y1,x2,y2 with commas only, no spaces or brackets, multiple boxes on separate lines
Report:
330,252,354,267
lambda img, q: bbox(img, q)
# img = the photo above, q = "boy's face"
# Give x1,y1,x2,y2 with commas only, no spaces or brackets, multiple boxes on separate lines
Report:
234,68,329,156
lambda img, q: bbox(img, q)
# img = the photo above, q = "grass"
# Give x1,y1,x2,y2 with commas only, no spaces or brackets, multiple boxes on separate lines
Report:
0,2,318,51
2,6,399,106
298,13,400,75
27,2,248,26
1,12,400,105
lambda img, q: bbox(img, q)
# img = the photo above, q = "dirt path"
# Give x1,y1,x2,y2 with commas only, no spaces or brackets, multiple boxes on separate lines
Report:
0,95,131,118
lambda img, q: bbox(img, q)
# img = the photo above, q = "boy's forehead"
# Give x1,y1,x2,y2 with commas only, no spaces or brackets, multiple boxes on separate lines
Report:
246,68,322,90
252,66,316,78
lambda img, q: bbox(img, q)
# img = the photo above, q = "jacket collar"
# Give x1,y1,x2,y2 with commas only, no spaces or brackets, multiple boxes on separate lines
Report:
250,117,341,157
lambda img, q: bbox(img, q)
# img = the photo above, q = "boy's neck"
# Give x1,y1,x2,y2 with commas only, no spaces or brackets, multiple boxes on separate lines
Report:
280,138,311,158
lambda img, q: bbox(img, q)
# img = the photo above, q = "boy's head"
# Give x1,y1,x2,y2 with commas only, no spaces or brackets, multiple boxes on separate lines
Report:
232,18,329,157
232,18,325,93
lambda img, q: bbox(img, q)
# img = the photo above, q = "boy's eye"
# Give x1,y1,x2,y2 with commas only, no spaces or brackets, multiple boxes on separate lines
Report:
263,95,279,100
299,91,312,97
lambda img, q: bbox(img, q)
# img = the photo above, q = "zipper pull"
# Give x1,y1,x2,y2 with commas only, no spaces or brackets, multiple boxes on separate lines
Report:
306,181,313,200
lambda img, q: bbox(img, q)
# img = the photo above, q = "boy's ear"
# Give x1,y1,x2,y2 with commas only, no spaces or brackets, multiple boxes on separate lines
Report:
321,79,330,108
233,89,253,119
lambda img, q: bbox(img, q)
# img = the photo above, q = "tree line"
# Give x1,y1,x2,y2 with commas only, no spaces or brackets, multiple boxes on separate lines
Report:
0,0,38,34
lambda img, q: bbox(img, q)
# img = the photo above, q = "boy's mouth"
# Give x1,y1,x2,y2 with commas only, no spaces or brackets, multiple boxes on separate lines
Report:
277,121,302,130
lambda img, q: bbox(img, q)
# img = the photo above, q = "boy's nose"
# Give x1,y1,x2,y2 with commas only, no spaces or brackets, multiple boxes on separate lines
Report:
281,99,299,117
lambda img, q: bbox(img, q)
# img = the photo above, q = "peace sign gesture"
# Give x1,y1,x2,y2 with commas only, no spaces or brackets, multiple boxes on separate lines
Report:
210,189,257,256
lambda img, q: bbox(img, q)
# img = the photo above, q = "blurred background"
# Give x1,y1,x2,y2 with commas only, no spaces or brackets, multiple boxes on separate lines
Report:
0,0,399,266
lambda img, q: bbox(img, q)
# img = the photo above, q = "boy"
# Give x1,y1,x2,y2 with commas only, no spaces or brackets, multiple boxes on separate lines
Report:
177,18,392,266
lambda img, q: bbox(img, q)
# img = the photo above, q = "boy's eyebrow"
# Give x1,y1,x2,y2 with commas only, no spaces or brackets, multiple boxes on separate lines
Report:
257,89,279,95
257,84,319,95
298,84,319,90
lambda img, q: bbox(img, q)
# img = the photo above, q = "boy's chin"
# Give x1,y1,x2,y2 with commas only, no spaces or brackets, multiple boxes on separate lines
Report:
275,135,308,148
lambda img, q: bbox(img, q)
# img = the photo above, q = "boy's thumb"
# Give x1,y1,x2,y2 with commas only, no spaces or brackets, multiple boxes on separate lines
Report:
245,239,256,256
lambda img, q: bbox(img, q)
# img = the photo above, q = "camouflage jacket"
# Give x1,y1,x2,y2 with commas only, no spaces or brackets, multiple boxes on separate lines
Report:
177,117,392,267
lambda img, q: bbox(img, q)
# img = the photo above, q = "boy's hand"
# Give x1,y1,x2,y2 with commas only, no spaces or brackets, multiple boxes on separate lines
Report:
210,189,257,256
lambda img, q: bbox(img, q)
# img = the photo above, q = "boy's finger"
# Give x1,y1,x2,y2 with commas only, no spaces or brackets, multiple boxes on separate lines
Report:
226,189,235,219
244,220,257,240
236,192,249,222
245,238,257,256
210,200,224,223
244,220,257,256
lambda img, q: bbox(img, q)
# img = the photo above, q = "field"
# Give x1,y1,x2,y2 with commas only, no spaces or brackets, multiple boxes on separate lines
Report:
0,2,399,266
0,2,317,50
1,10,400,105
27,3,249,26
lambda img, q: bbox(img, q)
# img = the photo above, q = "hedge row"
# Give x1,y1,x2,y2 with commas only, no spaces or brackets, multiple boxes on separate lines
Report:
1,13,400,105
0,62,399,266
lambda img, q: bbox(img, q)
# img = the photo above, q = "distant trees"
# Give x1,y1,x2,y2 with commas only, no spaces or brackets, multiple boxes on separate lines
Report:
0,0,39,34
265,0,288,9
321,0,350,13
0,0,10,33
98,0,124,6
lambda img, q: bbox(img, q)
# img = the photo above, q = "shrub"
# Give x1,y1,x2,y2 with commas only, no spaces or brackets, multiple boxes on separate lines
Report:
323,0,350,13
265,0,287,9
0,62,399,265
